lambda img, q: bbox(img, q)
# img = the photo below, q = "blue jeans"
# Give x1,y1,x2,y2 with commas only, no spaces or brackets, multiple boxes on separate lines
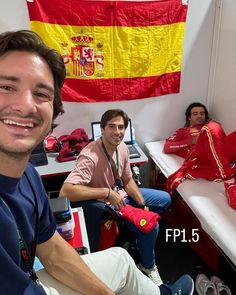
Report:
71,188,171,268
125,188,171,268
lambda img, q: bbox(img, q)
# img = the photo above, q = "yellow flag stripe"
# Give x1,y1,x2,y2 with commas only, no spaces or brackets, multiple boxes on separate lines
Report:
31,21,185,79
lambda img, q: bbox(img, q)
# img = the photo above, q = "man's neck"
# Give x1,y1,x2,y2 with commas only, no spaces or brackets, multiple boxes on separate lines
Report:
0,153,28,178
190,123,204,128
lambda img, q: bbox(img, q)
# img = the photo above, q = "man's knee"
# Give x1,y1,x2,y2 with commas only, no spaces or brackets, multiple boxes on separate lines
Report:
141,188,171,209
155,191,172,212
162,191,172,208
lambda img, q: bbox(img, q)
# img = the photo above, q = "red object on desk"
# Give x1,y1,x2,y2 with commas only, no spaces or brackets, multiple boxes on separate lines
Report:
67,212,83,248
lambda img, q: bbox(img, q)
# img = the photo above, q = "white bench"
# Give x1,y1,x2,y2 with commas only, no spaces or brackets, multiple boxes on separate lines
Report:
145,141,236,268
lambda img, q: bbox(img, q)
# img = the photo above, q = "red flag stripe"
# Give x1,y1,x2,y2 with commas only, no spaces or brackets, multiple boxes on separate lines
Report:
27,1,187,27
62,72,181,103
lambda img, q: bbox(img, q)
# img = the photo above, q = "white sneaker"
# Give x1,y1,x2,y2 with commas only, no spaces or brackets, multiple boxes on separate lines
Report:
195,274,217,295
140,265,163,286
211,276,232,295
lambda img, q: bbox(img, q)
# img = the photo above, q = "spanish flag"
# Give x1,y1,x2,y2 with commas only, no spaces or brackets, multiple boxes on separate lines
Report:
27,0,188,103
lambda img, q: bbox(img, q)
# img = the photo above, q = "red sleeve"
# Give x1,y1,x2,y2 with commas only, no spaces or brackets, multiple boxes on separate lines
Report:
163,127,192,154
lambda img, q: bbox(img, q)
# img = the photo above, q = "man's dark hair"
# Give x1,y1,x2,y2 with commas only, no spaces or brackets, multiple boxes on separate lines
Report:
0,30,65,130
101,109,129,129
185,102,210,127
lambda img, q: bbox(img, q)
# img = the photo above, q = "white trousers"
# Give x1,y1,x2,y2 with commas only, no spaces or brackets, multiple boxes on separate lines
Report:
37,247,160,295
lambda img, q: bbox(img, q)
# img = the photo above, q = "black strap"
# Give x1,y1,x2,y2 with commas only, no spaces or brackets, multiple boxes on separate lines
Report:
24,171,40,282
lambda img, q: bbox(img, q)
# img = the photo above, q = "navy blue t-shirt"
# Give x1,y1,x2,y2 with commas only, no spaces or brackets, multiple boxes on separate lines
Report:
0,163,56,294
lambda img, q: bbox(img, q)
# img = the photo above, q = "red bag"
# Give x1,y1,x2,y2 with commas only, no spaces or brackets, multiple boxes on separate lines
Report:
99,219,119,250
118,205,160,233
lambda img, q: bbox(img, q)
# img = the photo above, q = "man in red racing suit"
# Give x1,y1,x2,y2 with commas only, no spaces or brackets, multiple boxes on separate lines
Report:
163,102,236,210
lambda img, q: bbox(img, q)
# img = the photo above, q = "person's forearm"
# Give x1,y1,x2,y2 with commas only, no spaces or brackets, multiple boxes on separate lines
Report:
124,178,144,206
163,139,190,154
37,233,114,295
60,183,109,202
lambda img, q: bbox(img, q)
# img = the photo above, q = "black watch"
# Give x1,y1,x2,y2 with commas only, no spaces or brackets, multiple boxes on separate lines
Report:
137,202,146,209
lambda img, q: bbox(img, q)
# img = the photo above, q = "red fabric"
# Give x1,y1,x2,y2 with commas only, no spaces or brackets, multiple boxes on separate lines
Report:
99,219,119,251
27,0,188,103
164,125,203,158
118,205,160,233
224,182,236,210
27,1,187,27
62,73,181,103
67,212,83,248
45,135,59,152
57,128,89,162
225,131,236,163
166,121,236,193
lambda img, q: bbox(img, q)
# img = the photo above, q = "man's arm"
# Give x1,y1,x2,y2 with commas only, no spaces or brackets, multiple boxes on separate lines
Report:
36,231,114,295
163,127,192,154
60,182,126,211
60,153,111,202
123,177,145,207
60,182,109,202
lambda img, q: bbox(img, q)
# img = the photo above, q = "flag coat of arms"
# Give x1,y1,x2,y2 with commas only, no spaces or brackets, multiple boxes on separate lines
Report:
27,0,188,103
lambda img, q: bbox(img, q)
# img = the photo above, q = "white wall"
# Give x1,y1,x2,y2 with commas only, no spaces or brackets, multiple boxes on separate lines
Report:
1,0,224,147
209,0,236,134
0,0,30,31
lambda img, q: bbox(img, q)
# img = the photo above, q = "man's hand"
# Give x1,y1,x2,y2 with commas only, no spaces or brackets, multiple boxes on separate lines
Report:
108,189,126,210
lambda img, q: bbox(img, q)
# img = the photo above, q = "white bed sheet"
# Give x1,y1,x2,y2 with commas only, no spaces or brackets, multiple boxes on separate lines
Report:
145,141,236,267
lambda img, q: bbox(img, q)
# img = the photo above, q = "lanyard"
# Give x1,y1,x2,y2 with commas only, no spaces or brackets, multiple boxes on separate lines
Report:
101,141,120,180
0,171,39,283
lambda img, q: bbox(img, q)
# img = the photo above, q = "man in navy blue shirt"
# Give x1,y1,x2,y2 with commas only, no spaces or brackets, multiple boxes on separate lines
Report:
0,30,194,295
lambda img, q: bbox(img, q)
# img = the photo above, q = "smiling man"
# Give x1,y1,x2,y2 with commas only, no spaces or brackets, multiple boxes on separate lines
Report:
0,30,194,295
0,52,53,156
60,109,172,285
0,30,116,295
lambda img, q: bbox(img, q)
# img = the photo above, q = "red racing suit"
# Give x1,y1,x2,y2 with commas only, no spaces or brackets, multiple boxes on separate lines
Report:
164,124,203,158
164,121,236,192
